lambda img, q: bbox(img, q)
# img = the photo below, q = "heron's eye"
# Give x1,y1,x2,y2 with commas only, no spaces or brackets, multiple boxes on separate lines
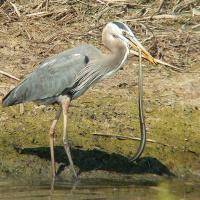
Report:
112,34,119,39
122,31,129,38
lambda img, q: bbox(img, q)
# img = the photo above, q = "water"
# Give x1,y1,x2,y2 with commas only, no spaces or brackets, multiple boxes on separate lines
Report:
0,176,200,200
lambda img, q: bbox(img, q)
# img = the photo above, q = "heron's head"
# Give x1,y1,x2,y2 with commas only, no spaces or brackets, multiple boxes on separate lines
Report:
103,21,156,64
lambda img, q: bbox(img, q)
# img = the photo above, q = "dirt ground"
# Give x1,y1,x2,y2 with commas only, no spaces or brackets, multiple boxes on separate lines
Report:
0,0,200,180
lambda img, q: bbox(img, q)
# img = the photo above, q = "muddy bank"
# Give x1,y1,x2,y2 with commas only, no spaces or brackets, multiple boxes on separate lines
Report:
0,89,199,180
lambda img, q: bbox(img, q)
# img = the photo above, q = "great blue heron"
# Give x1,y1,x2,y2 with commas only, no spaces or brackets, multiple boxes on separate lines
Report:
2,22,156,178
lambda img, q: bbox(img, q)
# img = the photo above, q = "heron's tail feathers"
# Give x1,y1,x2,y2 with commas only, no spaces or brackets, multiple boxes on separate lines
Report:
2,88,21,107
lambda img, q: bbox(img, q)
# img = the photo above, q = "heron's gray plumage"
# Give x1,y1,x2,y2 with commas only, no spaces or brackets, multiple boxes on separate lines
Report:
2,44,104,106
2,22,132,107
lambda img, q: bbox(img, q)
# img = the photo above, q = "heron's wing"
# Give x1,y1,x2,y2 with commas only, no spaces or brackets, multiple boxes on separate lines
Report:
70,61,110,98
3,53,89,105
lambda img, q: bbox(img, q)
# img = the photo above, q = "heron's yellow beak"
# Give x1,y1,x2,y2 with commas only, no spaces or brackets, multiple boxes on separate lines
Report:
127,35,157,64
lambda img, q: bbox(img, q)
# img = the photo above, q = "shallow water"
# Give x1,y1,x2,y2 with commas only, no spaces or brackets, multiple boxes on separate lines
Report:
0,176,200,200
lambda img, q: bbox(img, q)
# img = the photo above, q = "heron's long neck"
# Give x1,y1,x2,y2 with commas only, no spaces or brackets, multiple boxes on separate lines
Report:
102,31,129,71
104,41,129,73
110,45,128,68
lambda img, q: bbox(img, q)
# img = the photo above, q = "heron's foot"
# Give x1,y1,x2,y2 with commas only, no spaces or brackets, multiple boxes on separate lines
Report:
63,141,78,178
19,103,25,115
66,155,78,179
71,164,78,179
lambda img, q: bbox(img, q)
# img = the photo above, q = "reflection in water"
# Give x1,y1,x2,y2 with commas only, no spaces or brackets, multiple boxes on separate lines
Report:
0,177,200,200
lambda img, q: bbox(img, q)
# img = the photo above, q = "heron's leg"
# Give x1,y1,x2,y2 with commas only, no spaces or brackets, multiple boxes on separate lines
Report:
49,107,62,177
19,103,25,114
61,97,77,178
